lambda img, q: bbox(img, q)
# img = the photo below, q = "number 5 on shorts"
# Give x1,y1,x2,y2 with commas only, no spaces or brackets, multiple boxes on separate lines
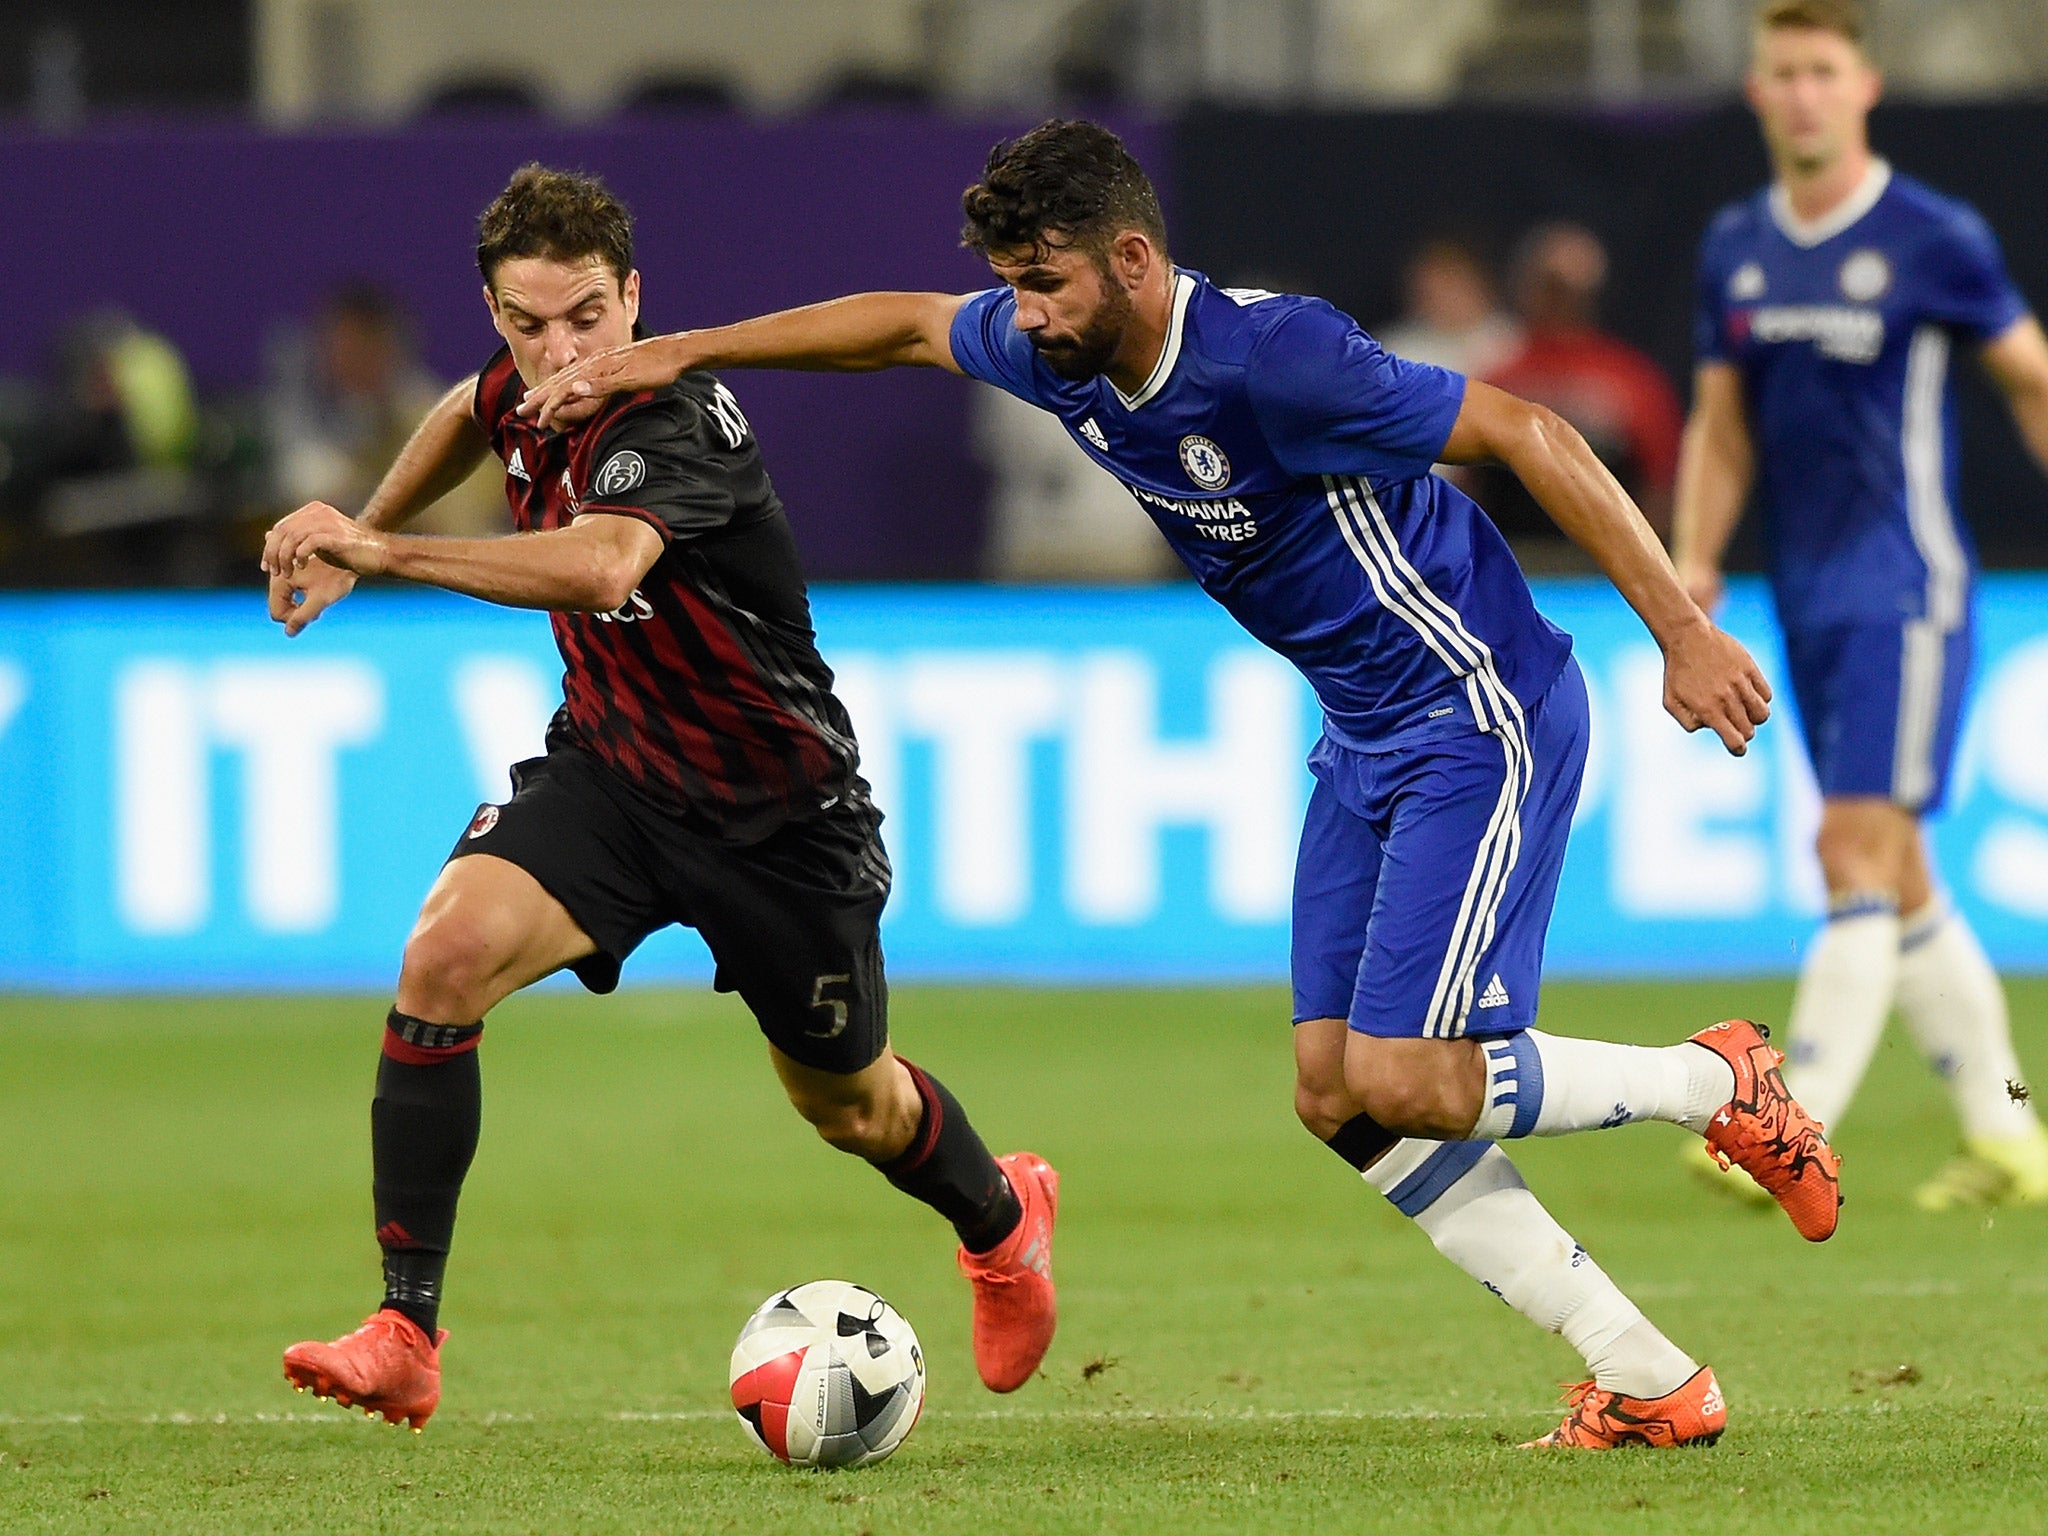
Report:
808,973,851,1038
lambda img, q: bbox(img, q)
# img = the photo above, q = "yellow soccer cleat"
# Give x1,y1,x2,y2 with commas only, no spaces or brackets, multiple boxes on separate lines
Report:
1915,1129,2048,1211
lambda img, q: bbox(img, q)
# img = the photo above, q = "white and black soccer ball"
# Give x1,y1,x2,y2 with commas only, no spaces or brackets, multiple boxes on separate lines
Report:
728,1281,925,1468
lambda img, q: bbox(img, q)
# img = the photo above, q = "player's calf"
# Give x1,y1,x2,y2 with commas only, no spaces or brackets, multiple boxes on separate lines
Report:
373,1012,483,1336
779,1051,923,1160
1341,1034,1489,1139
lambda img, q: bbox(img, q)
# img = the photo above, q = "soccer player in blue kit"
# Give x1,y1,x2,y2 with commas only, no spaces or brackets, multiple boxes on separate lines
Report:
522,119,1838,1448
1674,0,2048,1210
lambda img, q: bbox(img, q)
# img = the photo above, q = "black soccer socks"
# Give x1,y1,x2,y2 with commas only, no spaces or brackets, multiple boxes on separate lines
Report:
879,1059,1023,1255
371,1010,483,1336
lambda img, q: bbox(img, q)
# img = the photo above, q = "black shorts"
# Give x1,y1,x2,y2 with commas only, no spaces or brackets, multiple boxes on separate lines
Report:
448,746,892,1075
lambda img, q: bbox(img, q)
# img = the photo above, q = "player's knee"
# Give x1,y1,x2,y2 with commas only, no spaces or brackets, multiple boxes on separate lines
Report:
1293,1077,1355,1141
1814,820,1899,894
397,915,507,1021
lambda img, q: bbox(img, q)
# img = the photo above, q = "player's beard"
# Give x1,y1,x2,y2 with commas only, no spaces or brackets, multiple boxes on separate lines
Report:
1029,279,1135,381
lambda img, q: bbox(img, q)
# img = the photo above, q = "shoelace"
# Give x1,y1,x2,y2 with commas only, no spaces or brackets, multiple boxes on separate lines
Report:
353,1314,424,1351
961,1234,1045,1286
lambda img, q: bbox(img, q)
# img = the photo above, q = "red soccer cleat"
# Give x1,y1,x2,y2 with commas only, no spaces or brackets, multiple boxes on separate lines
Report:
1691,1018,1843,1242
282,1309,446,1430
957,1152,1059,1393
1523,1366,1727,1449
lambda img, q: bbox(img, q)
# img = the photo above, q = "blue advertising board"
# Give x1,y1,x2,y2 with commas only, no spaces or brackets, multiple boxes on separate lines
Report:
0,580,2044,989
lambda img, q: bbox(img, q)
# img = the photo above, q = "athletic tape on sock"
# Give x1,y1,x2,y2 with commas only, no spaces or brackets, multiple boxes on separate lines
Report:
1324,1111,1398,1171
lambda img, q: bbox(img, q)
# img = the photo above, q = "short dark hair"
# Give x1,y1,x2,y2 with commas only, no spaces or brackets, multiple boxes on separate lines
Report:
961,119,1167,264
476,163,634,289
1756,0,1864,45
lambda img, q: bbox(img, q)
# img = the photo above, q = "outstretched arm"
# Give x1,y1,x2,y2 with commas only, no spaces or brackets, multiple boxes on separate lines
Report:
267,377,492,634
1440,379,1771,755
262,508,665,616
520,293,972,429
1669,363,1755,614
1981,315,2048,477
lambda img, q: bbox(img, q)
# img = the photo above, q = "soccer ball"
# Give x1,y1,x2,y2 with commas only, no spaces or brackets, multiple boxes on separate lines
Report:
728,1281,925,1468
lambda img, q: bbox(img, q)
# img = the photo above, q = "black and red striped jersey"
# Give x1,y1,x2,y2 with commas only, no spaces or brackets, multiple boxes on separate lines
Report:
472,346,863,841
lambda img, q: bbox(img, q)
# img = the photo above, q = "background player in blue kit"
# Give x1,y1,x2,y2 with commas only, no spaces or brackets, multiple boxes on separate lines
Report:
522,119,1839,1449
1673,0,2048,1210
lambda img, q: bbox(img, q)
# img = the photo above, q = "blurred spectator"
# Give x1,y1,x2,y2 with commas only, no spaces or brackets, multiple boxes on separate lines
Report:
0,310,211,569
976,385,1180,582
1476,223,1683,544
1377,239,1521,377
40,310,199,483
265,282,506,536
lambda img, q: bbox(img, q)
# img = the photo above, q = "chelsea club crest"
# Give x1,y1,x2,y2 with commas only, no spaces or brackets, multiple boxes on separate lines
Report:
1838,249,1892,304
1178,434,1231,491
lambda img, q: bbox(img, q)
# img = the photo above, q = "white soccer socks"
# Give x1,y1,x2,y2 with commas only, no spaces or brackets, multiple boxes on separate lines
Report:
1363,1139,1697,1399
1470,1030,1734,1140
1782,894,1902,1130
1895,900,2039,1142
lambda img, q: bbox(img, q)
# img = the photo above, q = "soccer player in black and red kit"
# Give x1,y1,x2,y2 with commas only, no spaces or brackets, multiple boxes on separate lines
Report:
262,165,1057,1429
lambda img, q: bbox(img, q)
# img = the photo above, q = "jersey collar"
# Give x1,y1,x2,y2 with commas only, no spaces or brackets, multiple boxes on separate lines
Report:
1112,270,1196,411
1768,157,1892,249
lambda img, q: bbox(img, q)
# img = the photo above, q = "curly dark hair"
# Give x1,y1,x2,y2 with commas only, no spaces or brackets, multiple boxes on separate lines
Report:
476,163,634,288
961,119,1167,264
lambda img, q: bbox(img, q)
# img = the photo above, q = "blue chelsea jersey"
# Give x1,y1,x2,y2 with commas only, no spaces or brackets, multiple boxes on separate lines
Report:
1695,162,2030,630
950,269,1572,748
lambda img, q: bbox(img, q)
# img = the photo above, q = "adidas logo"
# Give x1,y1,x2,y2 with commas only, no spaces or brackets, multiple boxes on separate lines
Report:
1020,1236,1050,1278
1477,974,1511,1009
508,447,531,481
1701,1379,1725,1417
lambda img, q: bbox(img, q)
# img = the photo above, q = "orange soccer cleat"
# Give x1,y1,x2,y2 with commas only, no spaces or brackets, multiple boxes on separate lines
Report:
1691,1018,1842,1242
957,1152,1059,1393
282,1308,446,1430
1523,1366,1728,1449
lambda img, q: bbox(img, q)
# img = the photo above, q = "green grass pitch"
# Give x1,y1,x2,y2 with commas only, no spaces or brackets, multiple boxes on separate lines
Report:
2,981,2044,1534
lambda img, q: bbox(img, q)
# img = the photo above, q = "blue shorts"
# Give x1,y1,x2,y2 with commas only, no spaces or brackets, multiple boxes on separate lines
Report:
1782,617,1971,814
1291,657,1588,1039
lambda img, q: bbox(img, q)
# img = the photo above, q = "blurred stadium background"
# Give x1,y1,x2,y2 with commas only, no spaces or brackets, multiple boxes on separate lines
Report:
1,0,2045,989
